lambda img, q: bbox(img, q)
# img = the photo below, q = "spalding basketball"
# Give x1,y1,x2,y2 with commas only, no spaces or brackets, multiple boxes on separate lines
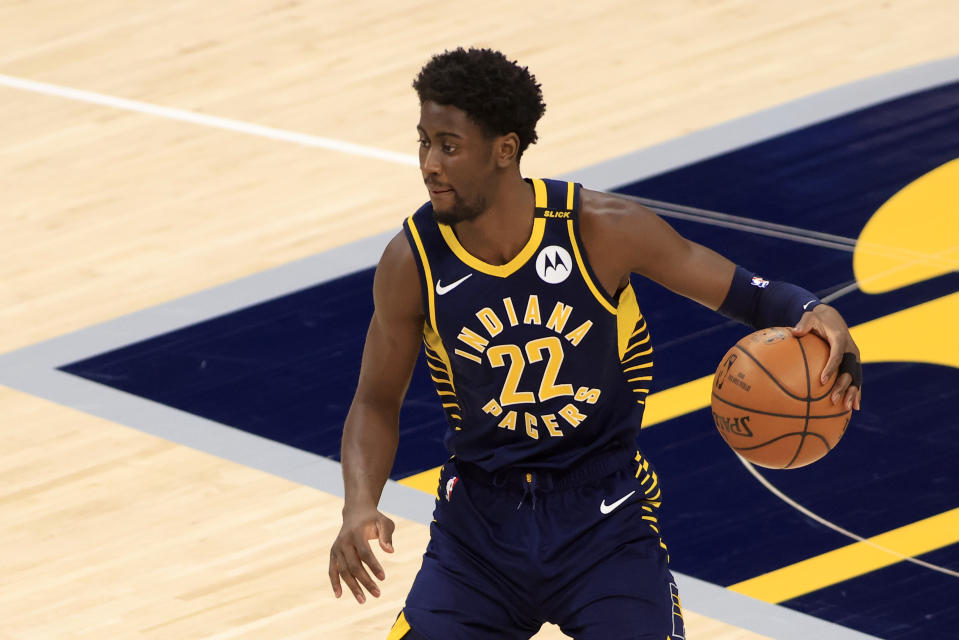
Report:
711,327,851,469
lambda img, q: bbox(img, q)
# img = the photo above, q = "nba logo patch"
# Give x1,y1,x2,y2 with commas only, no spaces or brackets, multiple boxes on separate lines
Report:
445,476,459,501
750,275,770,288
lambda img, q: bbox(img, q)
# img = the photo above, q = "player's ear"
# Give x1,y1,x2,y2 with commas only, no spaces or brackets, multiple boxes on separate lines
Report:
494,132,520,168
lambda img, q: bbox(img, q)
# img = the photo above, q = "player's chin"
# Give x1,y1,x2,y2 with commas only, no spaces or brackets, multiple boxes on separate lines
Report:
432,207,458,225
433,204,480,226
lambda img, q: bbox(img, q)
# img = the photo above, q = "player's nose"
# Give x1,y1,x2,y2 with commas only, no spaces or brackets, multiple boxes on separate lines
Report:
420,146,441,176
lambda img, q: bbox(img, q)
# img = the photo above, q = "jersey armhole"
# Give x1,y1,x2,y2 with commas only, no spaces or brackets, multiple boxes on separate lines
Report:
403,214,436,331
567,187,620,315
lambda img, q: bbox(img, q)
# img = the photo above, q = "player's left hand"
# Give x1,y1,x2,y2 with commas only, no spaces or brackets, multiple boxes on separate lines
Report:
791,304,862,411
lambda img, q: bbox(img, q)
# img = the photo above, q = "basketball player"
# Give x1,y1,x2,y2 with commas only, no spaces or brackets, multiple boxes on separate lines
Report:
329,48,863,639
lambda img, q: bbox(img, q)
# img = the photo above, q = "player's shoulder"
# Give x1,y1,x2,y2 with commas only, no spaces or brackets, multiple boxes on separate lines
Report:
379,229,416,273
579,188,653,243
373,229,424,320
580,188,647,221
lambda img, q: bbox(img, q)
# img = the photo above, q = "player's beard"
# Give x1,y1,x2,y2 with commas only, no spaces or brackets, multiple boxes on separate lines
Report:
432,192,487,225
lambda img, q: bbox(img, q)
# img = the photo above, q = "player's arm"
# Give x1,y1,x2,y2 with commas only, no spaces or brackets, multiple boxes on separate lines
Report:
579,189,861,410
329,231,425,604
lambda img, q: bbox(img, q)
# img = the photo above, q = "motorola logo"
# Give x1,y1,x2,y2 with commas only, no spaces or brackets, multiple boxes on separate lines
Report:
535,245,573,284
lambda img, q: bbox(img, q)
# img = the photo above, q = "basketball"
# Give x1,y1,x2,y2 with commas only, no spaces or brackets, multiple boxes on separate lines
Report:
710,327,852,469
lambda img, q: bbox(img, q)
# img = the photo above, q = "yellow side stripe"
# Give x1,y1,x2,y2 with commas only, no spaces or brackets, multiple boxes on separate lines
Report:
729,506,959,603
622,347,653,363
423,322,457,394
425,361,448,374
423,350,446,365
565,181,574,210
625,334,651,349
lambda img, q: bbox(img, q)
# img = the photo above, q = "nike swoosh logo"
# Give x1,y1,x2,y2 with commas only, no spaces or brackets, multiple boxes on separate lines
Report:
803,299,818,310
600,490,636,515
436,274,472,295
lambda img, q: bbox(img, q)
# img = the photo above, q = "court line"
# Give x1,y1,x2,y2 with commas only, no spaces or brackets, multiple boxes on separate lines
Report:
0,73,419,167
634,196,959,269
0,71,951,269
732,458,959,603
562,56,959,191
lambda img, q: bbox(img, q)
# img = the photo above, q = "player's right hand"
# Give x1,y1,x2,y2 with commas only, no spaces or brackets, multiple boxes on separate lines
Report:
329,507,395,604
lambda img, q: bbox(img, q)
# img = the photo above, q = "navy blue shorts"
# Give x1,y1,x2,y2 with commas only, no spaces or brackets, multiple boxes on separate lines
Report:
392,447,686,640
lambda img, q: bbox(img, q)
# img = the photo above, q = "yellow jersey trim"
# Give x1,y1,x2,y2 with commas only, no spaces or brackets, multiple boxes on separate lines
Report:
439,218,545,278
406,215,437,330
435,178,549,278
566,219,617,315
565,180,575,210
532,177,549,208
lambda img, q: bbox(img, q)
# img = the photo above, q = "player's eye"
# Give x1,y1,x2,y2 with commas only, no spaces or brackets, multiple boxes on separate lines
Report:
417,138,430,148
442,143,456,153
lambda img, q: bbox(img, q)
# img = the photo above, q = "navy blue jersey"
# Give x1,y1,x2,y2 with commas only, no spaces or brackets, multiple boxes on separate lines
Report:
403,178,652,472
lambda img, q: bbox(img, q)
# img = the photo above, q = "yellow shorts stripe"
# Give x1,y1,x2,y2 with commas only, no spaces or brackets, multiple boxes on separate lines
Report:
386,611,411,640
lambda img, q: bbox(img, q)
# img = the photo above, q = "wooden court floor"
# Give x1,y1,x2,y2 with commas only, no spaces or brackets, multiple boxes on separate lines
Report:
2,1,958,637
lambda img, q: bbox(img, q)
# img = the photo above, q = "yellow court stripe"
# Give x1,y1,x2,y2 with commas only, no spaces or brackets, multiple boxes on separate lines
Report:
400,466,443,494
642,374,713,427
729,506,959,603
643,292,959,428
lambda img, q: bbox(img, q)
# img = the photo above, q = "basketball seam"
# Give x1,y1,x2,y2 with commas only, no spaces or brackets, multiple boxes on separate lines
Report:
733,344,811,401
732,430,831,452
784,338,814,469
710,392,851,419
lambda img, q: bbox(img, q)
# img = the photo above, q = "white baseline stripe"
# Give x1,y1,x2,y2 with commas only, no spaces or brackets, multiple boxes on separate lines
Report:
561,55,959,190
0,73,419,167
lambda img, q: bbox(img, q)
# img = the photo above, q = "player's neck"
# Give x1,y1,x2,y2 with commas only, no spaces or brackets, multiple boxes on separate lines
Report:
452,174,534,266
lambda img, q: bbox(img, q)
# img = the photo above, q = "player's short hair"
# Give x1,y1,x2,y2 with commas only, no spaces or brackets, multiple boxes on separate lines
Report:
413,47,546,161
